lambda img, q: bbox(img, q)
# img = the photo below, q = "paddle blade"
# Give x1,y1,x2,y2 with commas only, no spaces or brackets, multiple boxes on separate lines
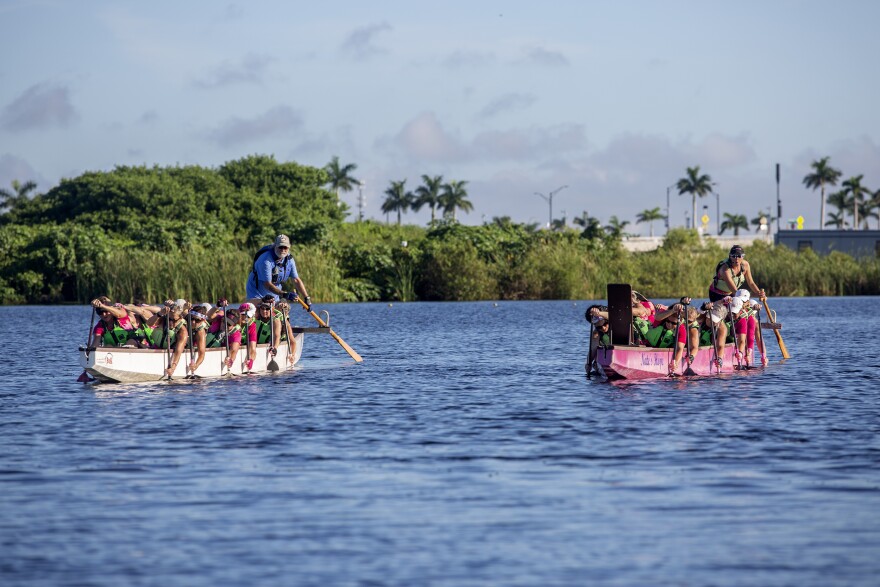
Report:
762,298,791,359
774,330,791,359
295,297,364,362
268,358,280,372
329,328,363,362
77,370,92,383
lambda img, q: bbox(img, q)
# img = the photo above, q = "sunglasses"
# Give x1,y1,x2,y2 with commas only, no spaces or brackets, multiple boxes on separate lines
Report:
730,254,744,258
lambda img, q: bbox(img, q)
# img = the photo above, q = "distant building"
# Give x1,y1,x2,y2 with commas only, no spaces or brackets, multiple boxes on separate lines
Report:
775,229,880,258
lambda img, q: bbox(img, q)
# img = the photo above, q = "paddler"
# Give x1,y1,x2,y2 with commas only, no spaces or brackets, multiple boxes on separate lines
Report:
245,234,312,311
708,244,766,302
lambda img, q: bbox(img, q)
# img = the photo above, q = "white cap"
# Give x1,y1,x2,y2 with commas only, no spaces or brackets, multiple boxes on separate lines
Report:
199,303,213,312
728,297,744,315
709,304,728,324
734,289,750,302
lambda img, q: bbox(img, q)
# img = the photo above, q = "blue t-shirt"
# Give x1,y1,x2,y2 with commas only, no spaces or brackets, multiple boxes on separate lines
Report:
246,248,299,301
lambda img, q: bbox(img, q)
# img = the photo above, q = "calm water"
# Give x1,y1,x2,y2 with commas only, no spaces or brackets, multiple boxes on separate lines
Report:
1,298,879,586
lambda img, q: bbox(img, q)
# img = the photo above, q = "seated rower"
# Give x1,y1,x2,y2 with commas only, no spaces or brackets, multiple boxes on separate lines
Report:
238,302,258,372
667,306,702,376
186,305,210,376
144,299,190,377
585,304,611,373
276,300,297,364
206,307,243,369
729,289,766,367
90,297,134,347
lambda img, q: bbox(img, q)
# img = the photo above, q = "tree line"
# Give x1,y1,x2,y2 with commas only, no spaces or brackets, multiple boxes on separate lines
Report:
1,154,878,305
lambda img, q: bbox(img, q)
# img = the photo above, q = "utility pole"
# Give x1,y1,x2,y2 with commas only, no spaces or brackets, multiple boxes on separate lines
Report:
358,181,365,222
776,163,781,234
535,185,568,228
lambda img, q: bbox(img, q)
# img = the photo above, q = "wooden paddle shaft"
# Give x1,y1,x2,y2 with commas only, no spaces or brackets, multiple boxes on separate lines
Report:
761,298,790,359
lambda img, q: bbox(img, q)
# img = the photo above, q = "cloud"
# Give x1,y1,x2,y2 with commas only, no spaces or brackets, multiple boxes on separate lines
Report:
195,53,275,88
472,124,587,161
391,112,465,162
341,22,392,60
138,110,158,124
206,105,304,147
442,50,496,69
0,83,78,132
519,46,570,67
685,132,757,168
381,112,586,165
0,154,44,190
478,93,537,118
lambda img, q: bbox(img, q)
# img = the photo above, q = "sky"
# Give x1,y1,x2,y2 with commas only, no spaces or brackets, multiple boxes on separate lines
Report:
1,0,879,235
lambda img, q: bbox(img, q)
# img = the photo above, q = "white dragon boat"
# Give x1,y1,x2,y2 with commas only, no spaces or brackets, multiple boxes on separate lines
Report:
79,331,312,383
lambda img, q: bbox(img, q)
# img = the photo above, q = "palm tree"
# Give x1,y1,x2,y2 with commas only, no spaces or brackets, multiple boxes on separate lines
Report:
0,179,37,213
381,179,414,225
323,156,359,205
802,157,842,231
604,216,630,238
635,207,666,237
719,212,749,236
749,210,776,233
439,180,472,221
841,175,872,230
825,209,846,229
676,166,714,229
550,218,567,231
412,174,444,224
873,189,880,229
573,211,602,239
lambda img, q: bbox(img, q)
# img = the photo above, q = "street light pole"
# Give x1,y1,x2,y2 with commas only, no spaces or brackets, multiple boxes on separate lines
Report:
714,191,720,235
666,183,677,233
535,185,568,228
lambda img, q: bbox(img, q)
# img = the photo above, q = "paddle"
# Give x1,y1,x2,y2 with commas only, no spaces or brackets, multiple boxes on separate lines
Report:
186,313,195,379
754,304,769,366
727,300,743,370
761,297,790,359
282,304,294,366
667,305,686,377
587,314,594,380
294,297,363,362
77,306,97,382
267,302,280,372
681,300,696,376
708,312,720,374
164,310,172,380
222,301,232,375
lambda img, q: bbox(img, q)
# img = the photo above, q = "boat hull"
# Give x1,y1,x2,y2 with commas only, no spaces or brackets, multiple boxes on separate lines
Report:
592,344,749,381
79,334,304,384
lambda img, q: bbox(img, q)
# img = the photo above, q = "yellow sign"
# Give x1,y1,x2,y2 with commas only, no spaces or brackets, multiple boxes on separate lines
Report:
701,214,710,225
796,215,804,229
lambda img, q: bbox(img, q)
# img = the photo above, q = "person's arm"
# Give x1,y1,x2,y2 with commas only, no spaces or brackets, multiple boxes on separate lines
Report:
190,330,206,373
247,322,257,362
226,340,241,367
92,299,127,320
291,277,310,301
272,317,282,349
166,326,187,376
126,305,154,322
89,323,103,347
742,261,766,299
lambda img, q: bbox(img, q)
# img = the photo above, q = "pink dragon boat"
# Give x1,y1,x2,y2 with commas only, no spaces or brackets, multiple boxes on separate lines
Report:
594,344,738,381
586,283,773,382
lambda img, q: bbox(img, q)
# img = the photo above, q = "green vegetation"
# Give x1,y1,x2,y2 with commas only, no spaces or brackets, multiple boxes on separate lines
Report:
2,156,879,305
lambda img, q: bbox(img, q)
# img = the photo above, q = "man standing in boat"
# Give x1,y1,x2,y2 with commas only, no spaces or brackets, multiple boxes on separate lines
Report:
708,244,765,302
246,234,312,310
